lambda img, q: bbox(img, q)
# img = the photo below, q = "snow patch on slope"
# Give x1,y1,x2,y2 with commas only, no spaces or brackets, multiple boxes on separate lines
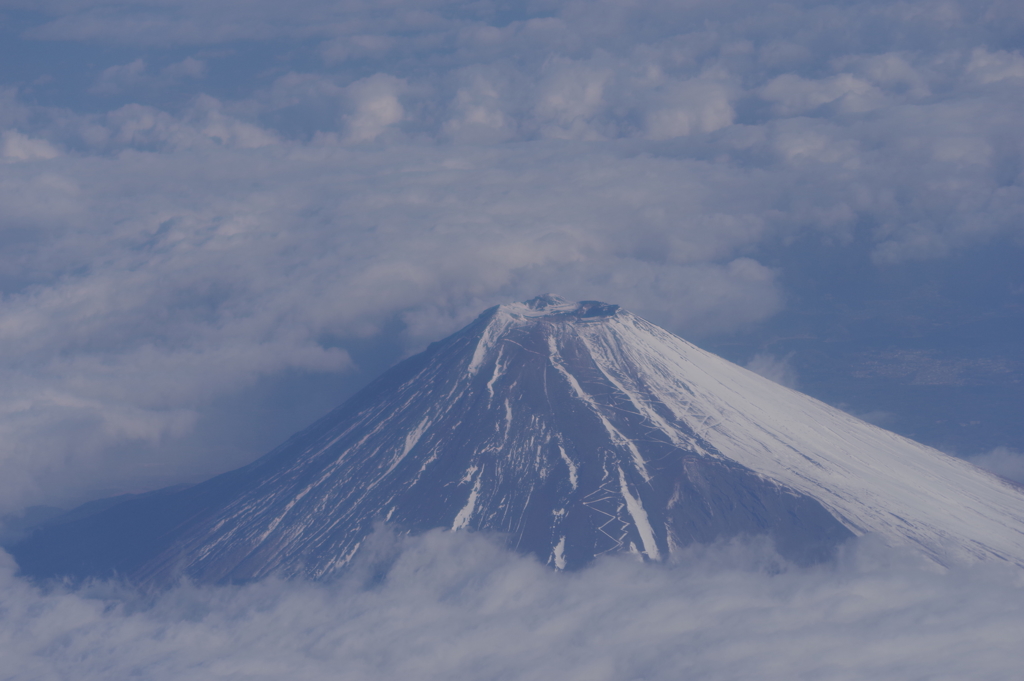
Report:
618,466,660,560
453,473,482,531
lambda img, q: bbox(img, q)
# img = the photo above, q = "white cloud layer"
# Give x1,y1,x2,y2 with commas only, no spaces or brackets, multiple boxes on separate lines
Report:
0,0,1021,510
1,530,1023,681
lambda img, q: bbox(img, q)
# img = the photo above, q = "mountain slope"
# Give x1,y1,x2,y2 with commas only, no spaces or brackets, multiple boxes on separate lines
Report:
10,296,1024,583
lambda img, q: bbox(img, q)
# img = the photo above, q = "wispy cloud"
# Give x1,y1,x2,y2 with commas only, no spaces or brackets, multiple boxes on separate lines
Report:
746,353,799,389
968,447,1024,484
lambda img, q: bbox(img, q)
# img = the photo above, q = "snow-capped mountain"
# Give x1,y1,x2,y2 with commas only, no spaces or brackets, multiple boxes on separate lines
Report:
11,296,1024,583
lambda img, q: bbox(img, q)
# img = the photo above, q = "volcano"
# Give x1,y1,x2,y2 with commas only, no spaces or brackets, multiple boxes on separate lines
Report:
10,295,1024,583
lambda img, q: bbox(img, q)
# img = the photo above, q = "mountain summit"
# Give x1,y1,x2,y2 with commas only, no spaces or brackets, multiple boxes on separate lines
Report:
11,296,1024,583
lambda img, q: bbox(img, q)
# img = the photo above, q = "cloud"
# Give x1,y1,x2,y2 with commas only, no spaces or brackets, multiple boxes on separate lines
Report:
91,58,148,94
967,447,1024,484
162,57,206,80
745,353,799,389
1,530,1023,681
761,73,886,116
89,56,208,97
966,47,1024,85
344,74,407,143
1,130,60,162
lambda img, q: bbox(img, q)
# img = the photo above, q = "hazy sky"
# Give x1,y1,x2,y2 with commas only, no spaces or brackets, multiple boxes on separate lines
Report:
1,1,1023,677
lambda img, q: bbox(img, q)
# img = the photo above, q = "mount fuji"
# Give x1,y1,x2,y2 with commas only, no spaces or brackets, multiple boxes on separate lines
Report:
10,295,1024,583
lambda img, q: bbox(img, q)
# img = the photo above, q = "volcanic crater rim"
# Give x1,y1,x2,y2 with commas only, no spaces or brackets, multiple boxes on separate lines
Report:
503,294,621,321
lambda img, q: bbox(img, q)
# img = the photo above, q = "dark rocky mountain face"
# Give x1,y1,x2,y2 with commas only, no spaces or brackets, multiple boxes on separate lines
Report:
9,296,1024,584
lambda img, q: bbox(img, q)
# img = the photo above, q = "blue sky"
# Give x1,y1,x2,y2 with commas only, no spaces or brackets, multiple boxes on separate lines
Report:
1,1,1024,677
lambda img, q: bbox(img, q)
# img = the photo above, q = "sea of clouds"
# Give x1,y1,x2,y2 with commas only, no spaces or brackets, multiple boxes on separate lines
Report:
3,530,1024,681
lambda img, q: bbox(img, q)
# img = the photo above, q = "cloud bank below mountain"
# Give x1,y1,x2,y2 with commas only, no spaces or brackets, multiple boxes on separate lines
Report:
2,530,1023,681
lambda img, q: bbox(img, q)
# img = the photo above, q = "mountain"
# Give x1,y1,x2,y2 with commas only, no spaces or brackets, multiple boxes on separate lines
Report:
9,295,1024,583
